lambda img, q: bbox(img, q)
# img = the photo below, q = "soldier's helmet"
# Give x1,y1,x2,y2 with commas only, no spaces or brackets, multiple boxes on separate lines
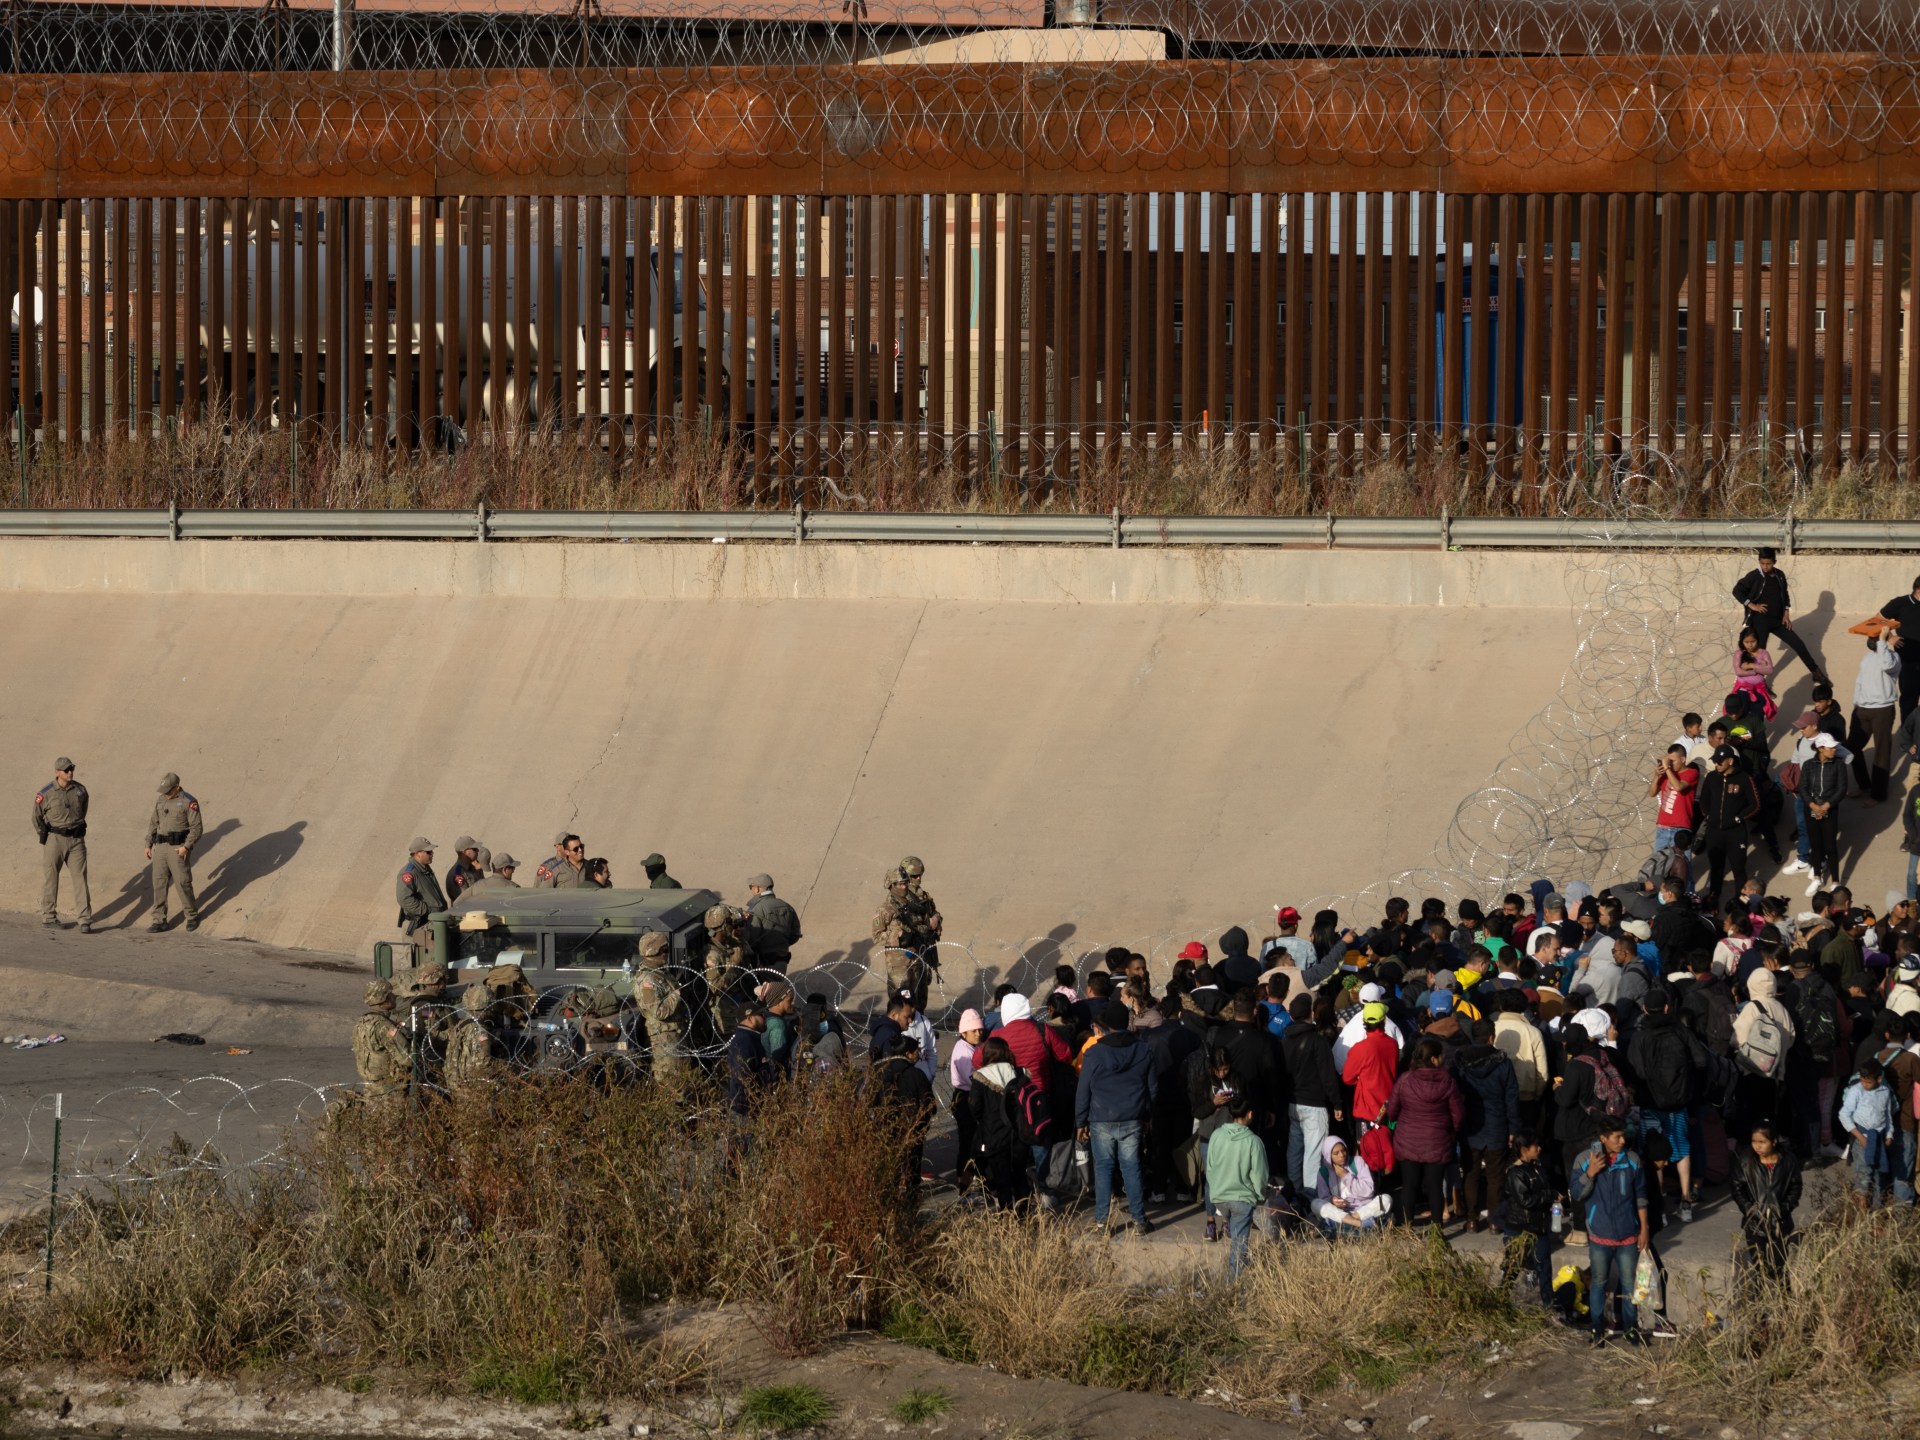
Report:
461,986,493,1016
364,979,395,1009
704,903,733,930
415,960,450,992
885,870,908,890
638,932,671,962
900,856,925,879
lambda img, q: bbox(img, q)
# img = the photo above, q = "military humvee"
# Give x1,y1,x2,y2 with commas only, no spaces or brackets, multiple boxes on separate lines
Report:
373,887,723,1075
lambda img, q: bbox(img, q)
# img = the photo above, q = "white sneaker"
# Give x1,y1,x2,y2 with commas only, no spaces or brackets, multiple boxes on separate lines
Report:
1780,857,1809,875
1806,872,1825,896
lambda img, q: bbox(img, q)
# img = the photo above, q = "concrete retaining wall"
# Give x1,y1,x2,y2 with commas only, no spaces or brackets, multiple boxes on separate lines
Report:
2,537,1908,610
0,538,1906,988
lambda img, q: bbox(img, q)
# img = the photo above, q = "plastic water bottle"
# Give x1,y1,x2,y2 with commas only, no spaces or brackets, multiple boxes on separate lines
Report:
1551,1201,1564,1234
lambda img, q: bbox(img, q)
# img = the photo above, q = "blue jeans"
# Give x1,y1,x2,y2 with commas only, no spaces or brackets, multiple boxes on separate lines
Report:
1030,1143,1051,1194
1654,825,1683,853
1217,1198,1270,1278
1907,850,1919,903
1794,794,1812,866
1850,1137,1895,1203
1288,1103,1329,1193
1892,1128,1918,1207
1588,1242,1640,1335
1089,1119,1147,1226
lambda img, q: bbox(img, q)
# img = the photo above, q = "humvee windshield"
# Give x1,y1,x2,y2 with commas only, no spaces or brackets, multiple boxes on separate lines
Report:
419,887,721,976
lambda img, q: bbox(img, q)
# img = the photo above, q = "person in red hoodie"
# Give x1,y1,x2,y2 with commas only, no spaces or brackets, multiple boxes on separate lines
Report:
989,992,1072,1195
1387,1036,1466,1228
1342,1002,1402,1126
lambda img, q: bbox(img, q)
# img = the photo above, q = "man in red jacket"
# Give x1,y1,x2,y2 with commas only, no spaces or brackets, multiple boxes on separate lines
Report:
989,992,1073,1196
1342,1003,1402,1125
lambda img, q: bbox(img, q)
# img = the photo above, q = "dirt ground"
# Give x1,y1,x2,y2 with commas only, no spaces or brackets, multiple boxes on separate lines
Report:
8,1314,1908,1440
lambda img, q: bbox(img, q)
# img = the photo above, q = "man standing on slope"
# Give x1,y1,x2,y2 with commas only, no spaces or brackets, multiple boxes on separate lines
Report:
1732,547,1830,687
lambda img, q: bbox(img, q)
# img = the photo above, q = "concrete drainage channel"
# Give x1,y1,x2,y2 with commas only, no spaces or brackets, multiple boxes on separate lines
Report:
4,506,1920,550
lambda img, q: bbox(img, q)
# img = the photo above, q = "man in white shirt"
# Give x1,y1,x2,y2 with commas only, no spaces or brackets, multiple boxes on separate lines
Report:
1849,634,1903,803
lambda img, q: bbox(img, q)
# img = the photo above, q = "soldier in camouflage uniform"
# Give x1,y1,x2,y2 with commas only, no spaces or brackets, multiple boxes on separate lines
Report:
352,979,410,1102
633,931,690,1084
443,985,503,1092
145,773,204,933
873,871,935,1011
395,959,453,1086
702,903,756,1038
32,757,92,933
896,856,943,951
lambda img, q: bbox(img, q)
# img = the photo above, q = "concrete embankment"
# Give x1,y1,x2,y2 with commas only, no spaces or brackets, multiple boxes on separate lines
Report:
0,537,1902,984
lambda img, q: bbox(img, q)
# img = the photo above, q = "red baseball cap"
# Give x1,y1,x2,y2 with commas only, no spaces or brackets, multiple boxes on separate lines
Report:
1178,941,1208,961
1276,905,1301,924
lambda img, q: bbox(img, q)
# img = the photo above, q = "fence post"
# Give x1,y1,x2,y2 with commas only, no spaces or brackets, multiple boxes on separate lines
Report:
1110,504,1121,550
167,498,179,541
16,405,26,508
1297,410,1308,495
476,500,489,544
1784,505,1795,557
793,499,805,545
1440,502,1451,551
44,1092,61,1293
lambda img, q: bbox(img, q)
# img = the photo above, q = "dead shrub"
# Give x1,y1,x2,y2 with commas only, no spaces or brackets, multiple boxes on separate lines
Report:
0,1071,918,1389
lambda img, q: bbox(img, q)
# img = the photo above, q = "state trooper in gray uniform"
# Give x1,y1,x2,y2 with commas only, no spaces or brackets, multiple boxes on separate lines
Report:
32,757,92,933
145,772,205,932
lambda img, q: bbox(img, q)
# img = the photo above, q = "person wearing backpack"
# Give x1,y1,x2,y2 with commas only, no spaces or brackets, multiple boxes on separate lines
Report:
988,993,1072,1199
1785,951,1843,1159
1627,988,1705,1222
1733,968,1796,1133
966,1037,1032,1209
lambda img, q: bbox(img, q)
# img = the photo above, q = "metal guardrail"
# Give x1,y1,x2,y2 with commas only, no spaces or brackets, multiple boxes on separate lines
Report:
2,507,1918,551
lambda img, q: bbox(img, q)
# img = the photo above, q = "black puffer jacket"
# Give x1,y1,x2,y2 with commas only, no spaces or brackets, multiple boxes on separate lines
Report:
1505,1156,1554,1233
1731,1145,1803,1238
1802,753,1848,808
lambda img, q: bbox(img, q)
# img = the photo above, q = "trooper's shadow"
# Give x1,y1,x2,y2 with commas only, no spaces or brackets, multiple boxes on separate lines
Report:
96,818,242,930
197,821,308,920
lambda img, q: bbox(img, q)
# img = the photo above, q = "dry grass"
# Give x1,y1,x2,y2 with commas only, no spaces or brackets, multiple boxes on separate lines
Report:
0,1072,916,1394
1615,1199,1920,1421
8,418,1918,520
882,1215,1534,1408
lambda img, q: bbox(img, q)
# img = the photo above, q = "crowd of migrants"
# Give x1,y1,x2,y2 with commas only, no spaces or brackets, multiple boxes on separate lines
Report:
349,554,1920,1347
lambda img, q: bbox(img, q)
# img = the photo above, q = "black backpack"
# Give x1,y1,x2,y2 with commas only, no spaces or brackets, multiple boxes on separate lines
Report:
1797,985,1838,1066
1693,980,1736,1057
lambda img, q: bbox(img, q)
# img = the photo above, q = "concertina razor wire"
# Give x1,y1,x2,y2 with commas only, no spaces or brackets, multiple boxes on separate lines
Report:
4,7,1920,177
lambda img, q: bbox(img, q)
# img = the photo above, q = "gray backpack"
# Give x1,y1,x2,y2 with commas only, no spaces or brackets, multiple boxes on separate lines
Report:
1735,1005,1788,1079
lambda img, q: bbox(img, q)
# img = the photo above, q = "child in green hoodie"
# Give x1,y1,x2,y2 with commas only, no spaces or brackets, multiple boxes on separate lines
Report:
1206,1096,1271,1278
